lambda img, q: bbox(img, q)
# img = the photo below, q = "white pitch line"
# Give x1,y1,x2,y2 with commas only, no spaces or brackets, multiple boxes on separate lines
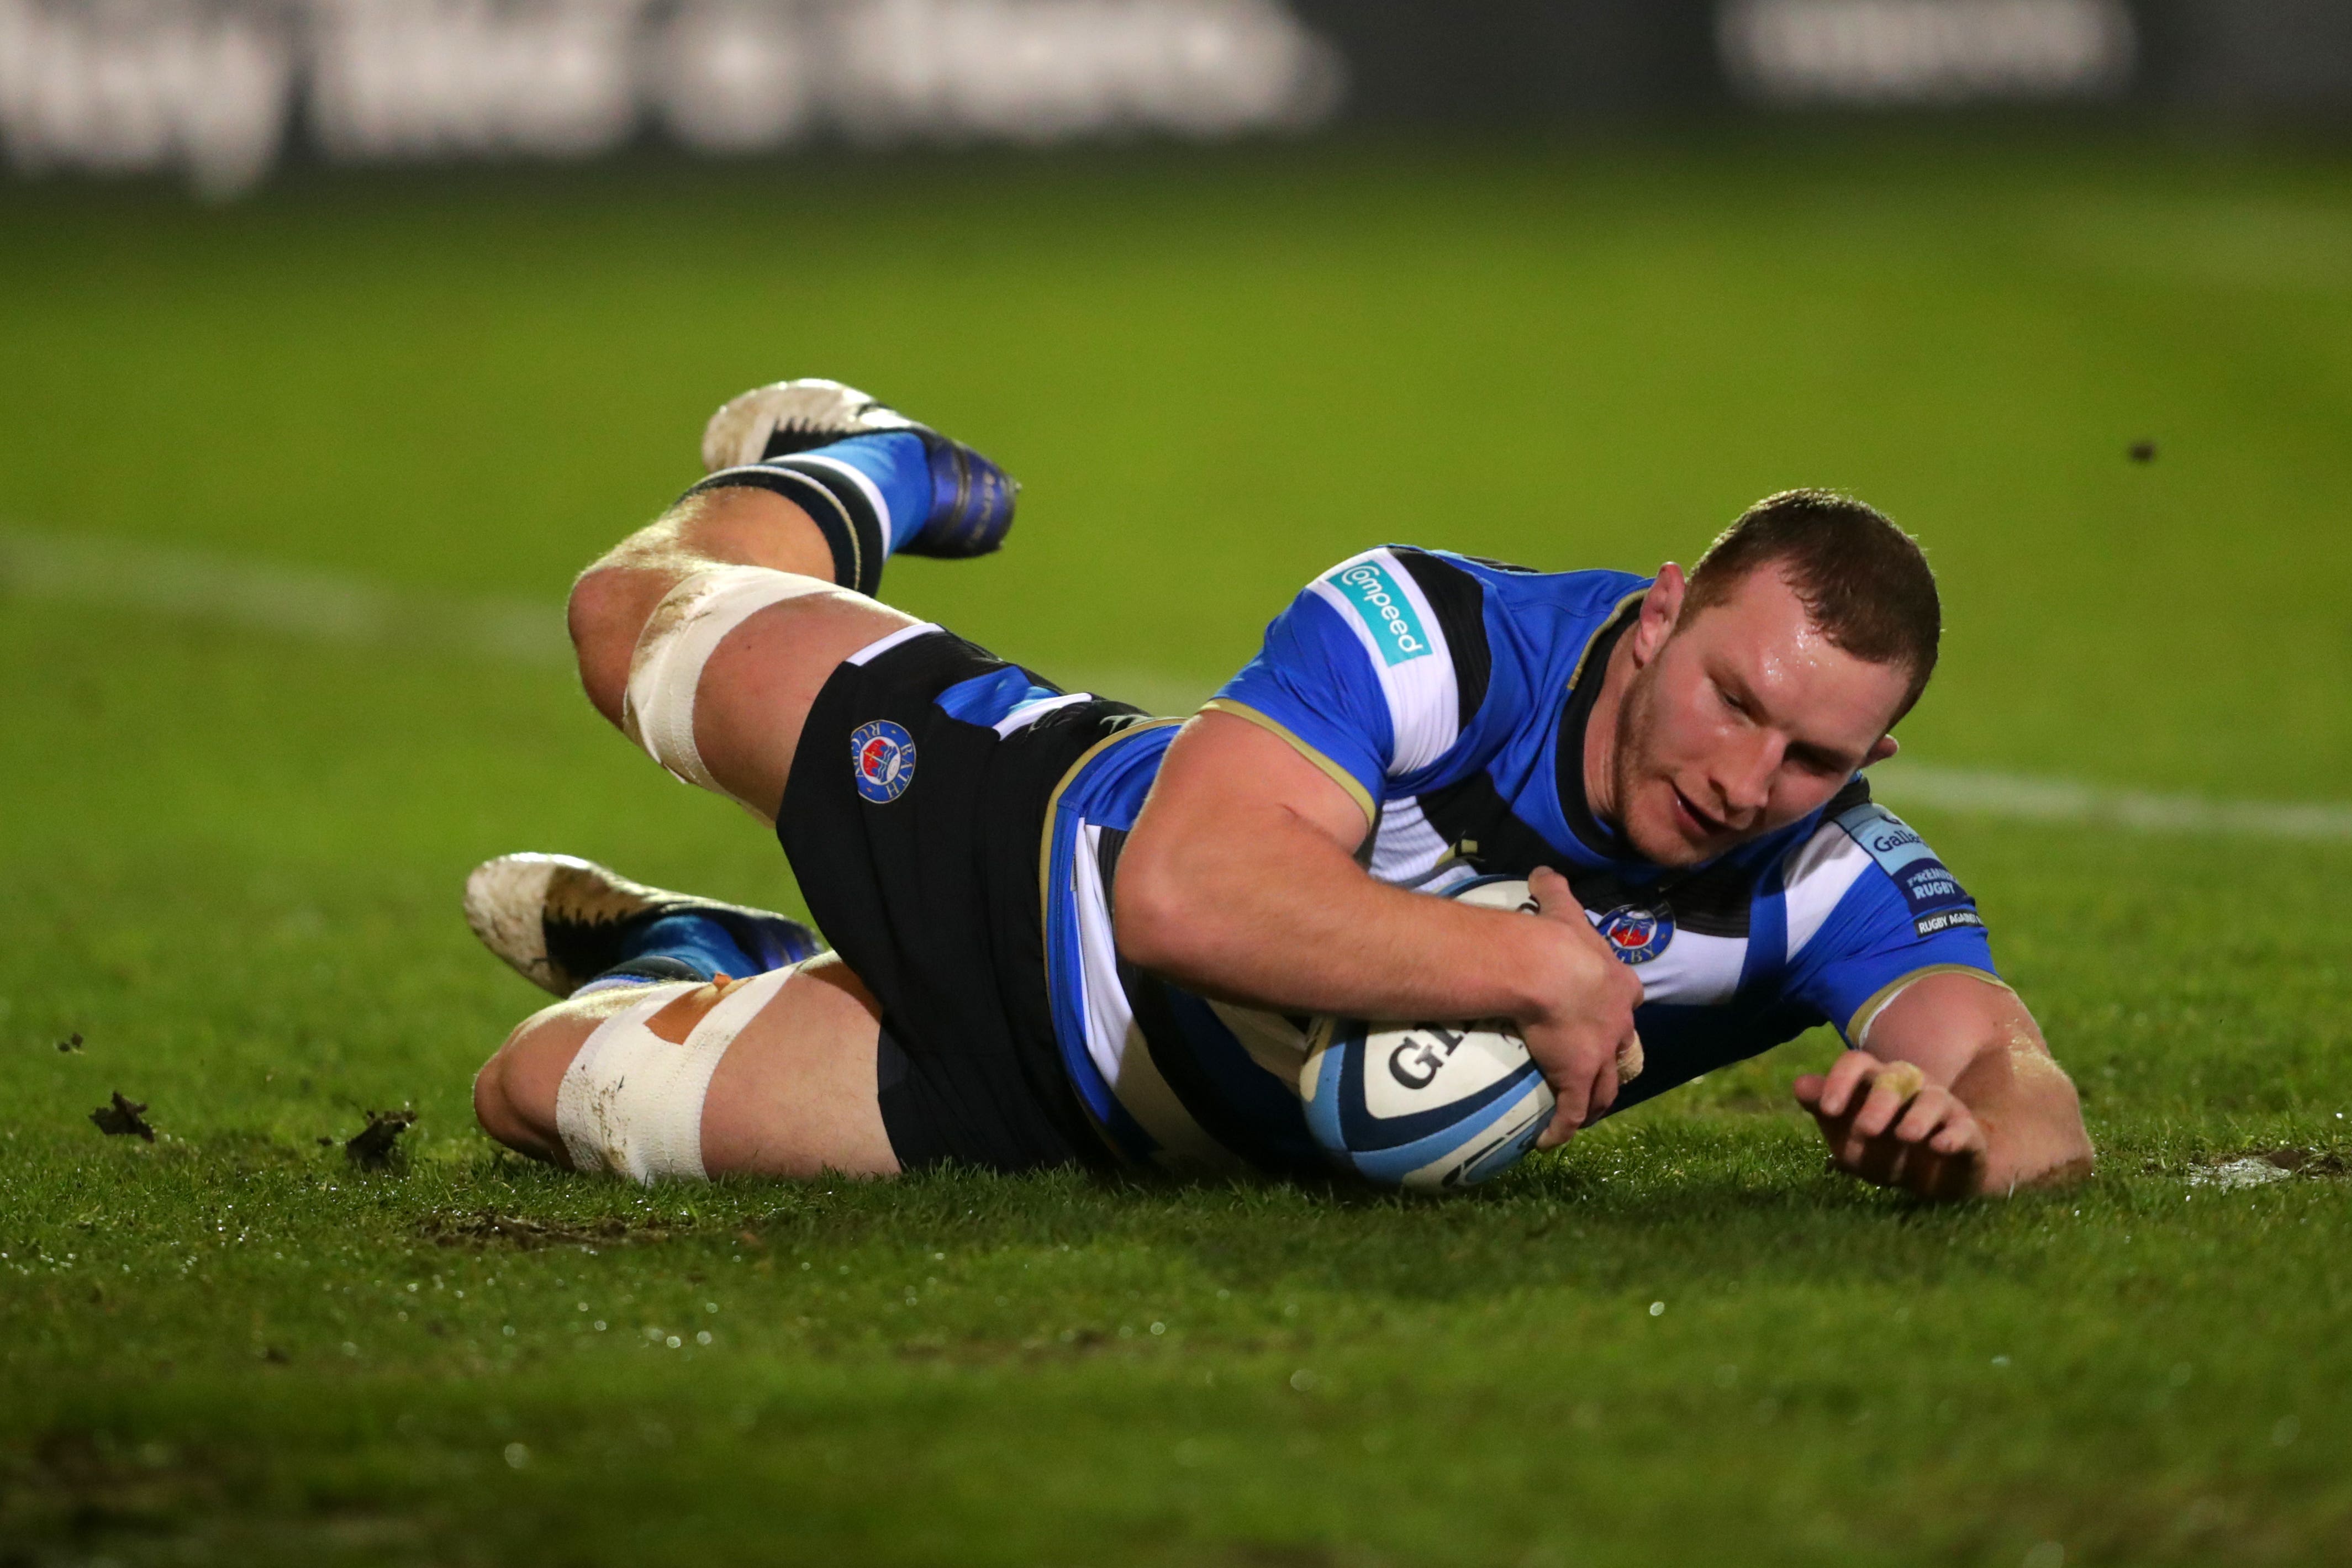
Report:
1866,762,2352,842
6,524,2348,843
0,525,569,668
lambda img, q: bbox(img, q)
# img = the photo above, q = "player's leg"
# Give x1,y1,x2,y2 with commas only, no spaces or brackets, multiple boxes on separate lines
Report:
466,850,901,1179
565,380,1017,820
485,381,1082,1180
473,955,898,1180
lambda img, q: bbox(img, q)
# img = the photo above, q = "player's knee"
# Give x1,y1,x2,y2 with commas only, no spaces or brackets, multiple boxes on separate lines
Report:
566,565,658,724
473,1006,579,1162
472,1042,523,1153
471,1026,532,1153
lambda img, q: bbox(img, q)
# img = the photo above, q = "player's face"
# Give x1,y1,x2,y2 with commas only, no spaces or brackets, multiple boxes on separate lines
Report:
1613,568,1910,867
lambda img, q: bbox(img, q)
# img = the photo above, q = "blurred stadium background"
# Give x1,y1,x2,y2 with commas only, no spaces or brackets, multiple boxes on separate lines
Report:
6,4,2352,1565
4,1,2350,199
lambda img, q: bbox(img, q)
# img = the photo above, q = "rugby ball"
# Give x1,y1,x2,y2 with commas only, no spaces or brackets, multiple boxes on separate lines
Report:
1298,877,1555,1191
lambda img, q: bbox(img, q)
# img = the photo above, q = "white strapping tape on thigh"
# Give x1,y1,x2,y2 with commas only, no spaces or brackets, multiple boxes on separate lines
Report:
622,567,826,798
554,967,795,1184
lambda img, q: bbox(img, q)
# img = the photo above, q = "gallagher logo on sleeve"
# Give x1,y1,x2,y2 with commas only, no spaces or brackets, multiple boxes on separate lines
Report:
1329,561,1432,666
1836,803,1983,937
851,720,918,803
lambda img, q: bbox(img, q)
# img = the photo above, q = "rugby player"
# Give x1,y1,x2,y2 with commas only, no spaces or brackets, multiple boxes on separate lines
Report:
467,379,2093,1201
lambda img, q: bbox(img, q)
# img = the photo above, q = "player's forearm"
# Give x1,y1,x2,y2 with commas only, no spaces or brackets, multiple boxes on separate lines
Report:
1116,812,1573,1024
1962,1046,2094,1194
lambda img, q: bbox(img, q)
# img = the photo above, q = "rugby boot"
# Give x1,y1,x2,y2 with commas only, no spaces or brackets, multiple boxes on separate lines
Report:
699,376,1019,559
463,852,823,998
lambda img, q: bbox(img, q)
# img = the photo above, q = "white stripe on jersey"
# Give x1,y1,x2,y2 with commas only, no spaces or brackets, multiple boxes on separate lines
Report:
1072,823,1133,1092
1072,823,1248,1175
1781,818,1876,958
1306,548,1461,776
1610,928,1749,1006
1368,796,1452,886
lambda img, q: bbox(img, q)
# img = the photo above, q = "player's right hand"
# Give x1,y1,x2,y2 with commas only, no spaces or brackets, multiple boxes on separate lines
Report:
1520,865,1644,1148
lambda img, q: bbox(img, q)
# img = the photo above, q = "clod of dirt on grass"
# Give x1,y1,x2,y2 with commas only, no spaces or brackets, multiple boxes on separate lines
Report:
2254,1146,2344,1175
2128,439,2158,463
345,1109,416,1168
88,1092,154,1142
55,1032,83,1053
419,1210,673,1251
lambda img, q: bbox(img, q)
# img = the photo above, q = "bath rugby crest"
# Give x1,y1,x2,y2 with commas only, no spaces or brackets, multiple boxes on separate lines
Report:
851,719,917,803
1595,904,1674,964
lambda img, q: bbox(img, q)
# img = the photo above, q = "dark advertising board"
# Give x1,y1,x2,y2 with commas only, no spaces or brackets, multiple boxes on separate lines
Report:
0,1,2342,196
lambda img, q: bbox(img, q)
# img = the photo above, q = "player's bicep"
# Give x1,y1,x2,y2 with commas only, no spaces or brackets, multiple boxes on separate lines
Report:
1115,710,1375,974
1142,709,1374,856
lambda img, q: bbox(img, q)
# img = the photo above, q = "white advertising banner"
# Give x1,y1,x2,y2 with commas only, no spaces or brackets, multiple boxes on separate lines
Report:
1717,0,2137,105
0,0,1343,196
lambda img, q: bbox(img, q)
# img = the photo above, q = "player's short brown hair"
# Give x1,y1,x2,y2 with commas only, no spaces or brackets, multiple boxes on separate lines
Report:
1683,489,1940,724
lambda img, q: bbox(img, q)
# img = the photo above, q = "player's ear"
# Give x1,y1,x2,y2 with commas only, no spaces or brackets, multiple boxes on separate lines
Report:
1865,733,1900,765
1632,563,1686,661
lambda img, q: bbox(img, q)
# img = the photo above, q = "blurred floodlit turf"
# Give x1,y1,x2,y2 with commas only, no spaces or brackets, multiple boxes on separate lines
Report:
2,135,2350,1565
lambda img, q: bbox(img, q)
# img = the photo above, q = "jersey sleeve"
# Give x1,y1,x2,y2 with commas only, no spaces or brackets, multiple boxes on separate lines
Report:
1777,800,2003,1046
1204,546,1483,823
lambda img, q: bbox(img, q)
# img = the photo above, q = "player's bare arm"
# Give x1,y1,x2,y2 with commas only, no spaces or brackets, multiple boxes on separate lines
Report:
1793,973,2092,1200
1117,711,1643,1136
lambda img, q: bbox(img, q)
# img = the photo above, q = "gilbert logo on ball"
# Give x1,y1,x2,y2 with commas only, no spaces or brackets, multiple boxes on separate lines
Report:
1595,903,1674,965
851,720,918,803
1298,877,1559,1190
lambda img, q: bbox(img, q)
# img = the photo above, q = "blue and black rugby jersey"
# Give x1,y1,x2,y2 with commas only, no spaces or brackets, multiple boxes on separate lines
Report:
1038,546,2002,1176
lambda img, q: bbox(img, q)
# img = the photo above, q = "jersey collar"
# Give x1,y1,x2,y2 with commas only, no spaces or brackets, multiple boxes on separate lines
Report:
1554,590,1644,863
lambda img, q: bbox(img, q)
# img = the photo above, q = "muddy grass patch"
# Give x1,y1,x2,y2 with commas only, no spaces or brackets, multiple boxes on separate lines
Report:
2179,1147,2350,1190
417,1209,681,1251
0,1430,221,1541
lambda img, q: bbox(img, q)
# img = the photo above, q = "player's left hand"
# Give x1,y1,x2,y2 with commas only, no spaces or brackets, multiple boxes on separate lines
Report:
1793,1051,1986,1202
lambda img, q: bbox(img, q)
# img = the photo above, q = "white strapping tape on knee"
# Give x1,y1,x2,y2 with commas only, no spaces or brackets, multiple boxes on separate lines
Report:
553,966,795,1184
621,567,826,798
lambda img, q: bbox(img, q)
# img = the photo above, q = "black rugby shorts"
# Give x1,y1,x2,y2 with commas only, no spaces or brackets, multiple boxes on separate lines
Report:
777,625,1148,1173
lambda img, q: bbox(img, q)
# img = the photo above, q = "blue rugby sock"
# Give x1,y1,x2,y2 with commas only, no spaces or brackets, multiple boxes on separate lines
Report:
568,913,765,997
684,431,932,597
806,432,934,554
571,955,712,997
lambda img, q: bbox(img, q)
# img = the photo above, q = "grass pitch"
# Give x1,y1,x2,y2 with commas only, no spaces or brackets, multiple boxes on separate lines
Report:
4,135,2352,1566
